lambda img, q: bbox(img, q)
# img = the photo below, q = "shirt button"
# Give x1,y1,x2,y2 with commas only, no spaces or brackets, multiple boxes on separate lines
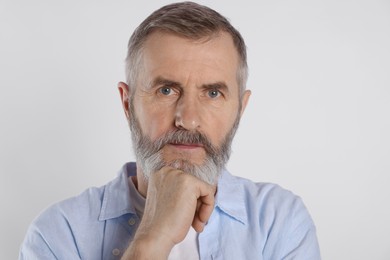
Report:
112,248,121,256
128,218,136,226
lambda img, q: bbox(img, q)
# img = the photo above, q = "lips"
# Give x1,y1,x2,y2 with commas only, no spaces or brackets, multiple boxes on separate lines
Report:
169,143,204,149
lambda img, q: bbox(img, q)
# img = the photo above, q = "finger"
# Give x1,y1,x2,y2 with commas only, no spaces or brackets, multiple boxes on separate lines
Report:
191,183,216,232
192,214,205,232
196,199,201,211
195,180,216,215
192,198,208,232
197,196,215,223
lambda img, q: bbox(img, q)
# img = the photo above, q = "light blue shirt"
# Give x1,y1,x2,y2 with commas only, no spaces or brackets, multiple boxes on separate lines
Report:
20,162,321,259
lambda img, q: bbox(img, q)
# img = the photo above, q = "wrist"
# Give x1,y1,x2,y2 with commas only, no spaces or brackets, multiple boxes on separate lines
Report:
121,231,174,260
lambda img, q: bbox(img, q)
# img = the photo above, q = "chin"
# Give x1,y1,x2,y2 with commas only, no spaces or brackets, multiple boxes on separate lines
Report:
162,152,205,167
165,158,196,169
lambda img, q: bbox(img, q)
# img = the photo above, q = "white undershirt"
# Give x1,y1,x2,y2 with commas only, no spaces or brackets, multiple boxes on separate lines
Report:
128,177,200,259
169,227,200,260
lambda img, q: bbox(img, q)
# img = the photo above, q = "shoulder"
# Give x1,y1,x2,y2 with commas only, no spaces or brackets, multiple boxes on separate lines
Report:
229,173,314,228
26,184,105,230
219,171,304,214
219,172,320,259
19,163,135,259
19,185,107,259
36,185,106,227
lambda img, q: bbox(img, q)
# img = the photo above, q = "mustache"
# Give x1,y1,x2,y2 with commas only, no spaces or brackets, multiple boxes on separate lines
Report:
140,129,218,157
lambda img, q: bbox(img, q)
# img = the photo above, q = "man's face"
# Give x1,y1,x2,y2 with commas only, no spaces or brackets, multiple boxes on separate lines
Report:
128,31,250,184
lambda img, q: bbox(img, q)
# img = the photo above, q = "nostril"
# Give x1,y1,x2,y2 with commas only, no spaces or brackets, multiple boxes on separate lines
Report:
175,116,200,131
174,97,201,130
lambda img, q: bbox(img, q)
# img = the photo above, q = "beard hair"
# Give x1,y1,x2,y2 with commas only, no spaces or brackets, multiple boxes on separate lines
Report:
128,96,241,185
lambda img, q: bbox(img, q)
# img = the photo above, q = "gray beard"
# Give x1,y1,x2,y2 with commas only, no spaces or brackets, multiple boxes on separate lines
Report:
128,97,240,185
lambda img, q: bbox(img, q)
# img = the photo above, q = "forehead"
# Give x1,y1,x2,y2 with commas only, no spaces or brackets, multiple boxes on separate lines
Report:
139,31,240,92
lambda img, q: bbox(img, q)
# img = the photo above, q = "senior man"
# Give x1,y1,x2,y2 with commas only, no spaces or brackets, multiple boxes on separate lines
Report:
20,2,321,259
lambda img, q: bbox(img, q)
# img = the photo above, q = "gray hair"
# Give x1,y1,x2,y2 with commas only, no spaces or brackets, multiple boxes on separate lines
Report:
125,1,248,96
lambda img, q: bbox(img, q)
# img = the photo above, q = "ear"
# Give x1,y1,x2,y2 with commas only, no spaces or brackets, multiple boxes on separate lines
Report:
239,89,251,116
118,82,131,120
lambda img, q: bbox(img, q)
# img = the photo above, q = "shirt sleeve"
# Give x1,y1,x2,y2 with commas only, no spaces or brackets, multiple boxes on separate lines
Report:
19,224,59,260
278,197,321,260
19,205,82,260
259,184,321,260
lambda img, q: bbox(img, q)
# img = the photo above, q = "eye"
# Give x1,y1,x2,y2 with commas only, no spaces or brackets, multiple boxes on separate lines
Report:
159,87,172,95
208,89,221,98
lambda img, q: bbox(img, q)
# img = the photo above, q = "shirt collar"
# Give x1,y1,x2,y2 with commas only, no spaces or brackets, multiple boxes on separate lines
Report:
99,163,248,225
99,162,137,221
215,169,248,225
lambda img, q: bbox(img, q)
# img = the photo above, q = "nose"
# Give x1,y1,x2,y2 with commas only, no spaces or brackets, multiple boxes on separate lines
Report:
175,94,202,131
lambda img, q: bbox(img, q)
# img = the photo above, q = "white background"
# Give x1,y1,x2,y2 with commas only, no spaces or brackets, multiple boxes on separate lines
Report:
1,0,389,259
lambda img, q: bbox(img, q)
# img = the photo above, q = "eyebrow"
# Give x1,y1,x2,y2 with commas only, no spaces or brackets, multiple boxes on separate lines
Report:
202,82,229,94
149,76,230,94
149,76,181,89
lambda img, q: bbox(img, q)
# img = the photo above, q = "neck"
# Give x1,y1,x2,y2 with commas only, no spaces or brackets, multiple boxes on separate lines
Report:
135,166,148,198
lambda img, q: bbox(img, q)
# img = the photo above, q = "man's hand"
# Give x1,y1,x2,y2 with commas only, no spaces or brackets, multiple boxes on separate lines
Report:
121,167,216,260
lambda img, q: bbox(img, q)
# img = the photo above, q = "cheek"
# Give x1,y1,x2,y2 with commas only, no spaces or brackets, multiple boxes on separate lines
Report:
205,104,239,145
134,100,176,140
